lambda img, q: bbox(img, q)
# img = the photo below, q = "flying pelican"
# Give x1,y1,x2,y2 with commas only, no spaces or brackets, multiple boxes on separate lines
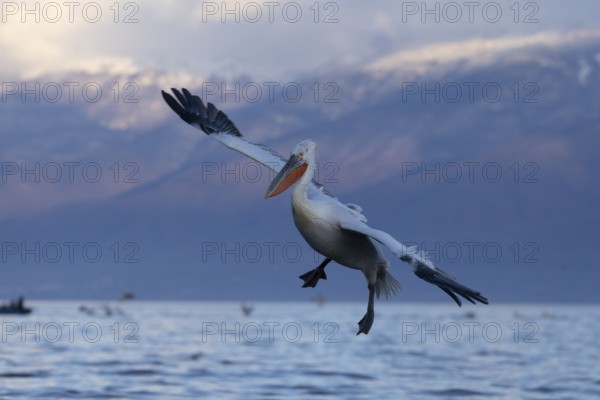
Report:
162,88,489,335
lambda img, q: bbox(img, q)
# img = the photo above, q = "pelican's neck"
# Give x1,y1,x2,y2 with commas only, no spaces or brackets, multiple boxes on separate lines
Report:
292,159,315,199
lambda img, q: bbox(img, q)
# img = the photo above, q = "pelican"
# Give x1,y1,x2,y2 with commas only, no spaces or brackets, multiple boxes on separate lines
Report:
162,88,488,335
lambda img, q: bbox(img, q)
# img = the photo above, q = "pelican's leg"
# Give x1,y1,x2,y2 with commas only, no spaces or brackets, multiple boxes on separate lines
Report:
299,258,332,288
356,283,375,335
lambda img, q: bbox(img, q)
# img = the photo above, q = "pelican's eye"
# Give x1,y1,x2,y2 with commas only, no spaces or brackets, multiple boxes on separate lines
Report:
298,151,304,158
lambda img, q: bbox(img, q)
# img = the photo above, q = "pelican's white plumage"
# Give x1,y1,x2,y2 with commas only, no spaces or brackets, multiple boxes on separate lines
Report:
162,88,488,335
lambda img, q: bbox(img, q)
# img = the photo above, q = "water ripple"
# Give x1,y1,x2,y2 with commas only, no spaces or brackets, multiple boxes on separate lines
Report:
0,371,50,378
423,388,495,397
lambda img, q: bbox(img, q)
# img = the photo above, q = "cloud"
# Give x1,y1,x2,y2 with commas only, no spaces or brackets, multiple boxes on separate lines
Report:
364,29,600,77
3,1,599,83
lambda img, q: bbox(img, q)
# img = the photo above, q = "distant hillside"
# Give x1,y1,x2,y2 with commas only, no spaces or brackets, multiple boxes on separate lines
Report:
1,30,599,301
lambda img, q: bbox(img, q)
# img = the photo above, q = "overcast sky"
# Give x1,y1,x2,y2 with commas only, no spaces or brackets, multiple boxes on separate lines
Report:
2,0,600,82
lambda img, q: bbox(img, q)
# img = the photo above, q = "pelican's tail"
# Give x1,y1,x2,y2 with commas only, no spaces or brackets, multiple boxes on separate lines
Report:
375,269,402,300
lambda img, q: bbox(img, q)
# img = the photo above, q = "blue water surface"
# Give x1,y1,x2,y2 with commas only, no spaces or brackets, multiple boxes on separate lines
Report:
0,302,598,399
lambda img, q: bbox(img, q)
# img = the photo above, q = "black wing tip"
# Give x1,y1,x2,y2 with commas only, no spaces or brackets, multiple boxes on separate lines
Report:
162,87,243,137
441,288,462,307
161,89,196,126
443,285,489,307
414,263,489,306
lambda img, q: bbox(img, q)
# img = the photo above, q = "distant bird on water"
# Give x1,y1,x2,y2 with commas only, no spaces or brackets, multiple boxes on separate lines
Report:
162,88,488,335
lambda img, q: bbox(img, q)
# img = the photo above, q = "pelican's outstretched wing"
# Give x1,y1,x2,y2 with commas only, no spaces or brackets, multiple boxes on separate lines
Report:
162,88,287,172
339,219,489,306
163,88,337,197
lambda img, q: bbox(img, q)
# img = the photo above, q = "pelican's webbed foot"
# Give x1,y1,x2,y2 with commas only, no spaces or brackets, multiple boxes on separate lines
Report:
299,269,327,288
299,258,332,288
356,283,376,335
357,309,374,335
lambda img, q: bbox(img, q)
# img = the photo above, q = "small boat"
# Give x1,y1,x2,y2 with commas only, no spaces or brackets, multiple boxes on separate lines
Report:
241,303,254,317
0,305,32,315
0,296,32,315
119,291,135,301
313,294,326,308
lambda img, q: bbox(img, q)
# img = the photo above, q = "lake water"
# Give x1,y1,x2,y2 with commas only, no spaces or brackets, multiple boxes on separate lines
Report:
0,302,598,399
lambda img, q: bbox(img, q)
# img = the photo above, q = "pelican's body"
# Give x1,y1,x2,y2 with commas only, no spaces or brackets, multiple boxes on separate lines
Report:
290,167,389,283
162,88,488,334
293,194,386,274
294,186,376,267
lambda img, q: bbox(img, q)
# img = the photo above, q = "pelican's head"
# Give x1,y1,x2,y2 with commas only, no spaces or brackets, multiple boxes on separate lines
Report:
265,140,316,199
